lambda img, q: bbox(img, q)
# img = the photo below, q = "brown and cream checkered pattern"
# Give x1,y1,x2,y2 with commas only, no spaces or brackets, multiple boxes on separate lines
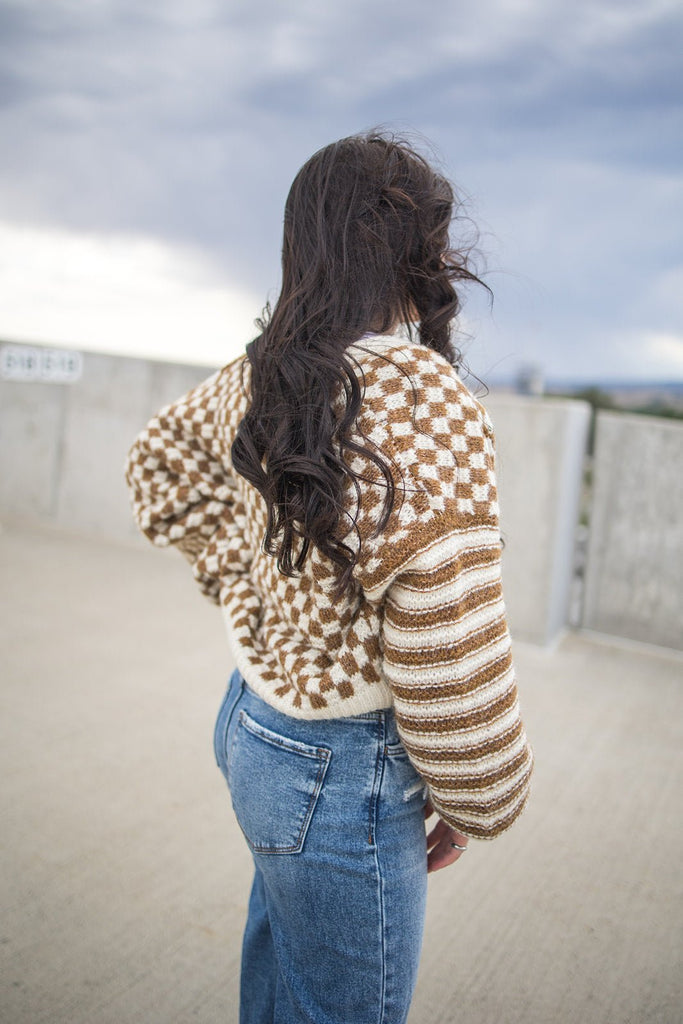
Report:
126,333,532,838
342,337,500,595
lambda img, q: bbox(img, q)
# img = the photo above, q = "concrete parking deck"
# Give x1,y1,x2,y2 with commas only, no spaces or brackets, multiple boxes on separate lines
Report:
1,523,682,1024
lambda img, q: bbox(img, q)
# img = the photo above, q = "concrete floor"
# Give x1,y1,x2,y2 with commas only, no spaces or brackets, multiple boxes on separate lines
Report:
1,522,682,1024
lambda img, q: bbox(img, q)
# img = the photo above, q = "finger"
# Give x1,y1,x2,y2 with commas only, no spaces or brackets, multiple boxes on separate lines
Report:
428,840,463,873
426,828,470,871
426,820,448,850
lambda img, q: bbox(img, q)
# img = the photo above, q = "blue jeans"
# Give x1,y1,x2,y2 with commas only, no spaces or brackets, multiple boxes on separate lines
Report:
214,669,429,1024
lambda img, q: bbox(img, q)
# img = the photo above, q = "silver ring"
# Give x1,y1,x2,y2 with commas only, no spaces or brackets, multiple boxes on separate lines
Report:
450,841,468,852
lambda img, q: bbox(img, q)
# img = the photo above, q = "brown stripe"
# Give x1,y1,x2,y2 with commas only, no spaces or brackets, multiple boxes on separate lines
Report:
385,611,507,669
396,544,500,589
387,642,512,691
395,681,519,734
385,614,509,670
414,748,531,792
400,720,526,763
431,770,531,816
385,580,503,630
436,789,531,840
361,513,499,591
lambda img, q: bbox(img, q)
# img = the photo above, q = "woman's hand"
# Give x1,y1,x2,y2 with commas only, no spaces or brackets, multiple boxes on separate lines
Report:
424,800,469,873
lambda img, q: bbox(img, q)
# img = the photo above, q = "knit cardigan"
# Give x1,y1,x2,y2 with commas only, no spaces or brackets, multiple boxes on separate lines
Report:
126,332,532,839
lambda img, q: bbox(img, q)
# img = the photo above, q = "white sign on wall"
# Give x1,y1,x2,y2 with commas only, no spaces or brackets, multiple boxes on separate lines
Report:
0,345,83,383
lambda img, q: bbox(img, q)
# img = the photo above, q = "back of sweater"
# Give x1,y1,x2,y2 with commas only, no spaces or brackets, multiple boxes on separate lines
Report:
126,332,532,838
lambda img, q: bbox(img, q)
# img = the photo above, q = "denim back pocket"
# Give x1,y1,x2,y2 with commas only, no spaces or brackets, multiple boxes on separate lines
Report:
228,710,331,855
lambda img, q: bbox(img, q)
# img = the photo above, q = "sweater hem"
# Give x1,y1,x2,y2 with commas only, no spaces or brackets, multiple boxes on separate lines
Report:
222,612,395,721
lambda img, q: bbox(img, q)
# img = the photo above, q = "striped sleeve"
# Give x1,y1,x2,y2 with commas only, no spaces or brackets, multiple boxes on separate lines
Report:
382,523,533,839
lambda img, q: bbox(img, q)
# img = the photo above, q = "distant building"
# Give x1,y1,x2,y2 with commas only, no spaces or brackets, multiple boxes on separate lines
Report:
515,363,545,397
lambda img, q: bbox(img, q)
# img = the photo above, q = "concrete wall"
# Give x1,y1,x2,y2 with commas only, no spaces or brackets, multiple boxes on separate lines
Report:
484,395,591,646
0,345,213,543
12,341,682,651
582,411,683,651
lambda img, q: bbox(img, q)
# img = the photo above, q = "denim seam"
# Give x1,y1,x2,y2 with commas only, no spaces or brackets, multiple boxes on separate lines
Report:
370,722,388,1023
367,717,386,846
378,853,387,1024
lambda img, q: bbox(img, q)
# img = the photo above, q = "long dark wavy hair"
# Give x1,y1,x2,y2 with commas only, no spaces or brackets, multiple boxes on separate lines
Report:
231,131,488,593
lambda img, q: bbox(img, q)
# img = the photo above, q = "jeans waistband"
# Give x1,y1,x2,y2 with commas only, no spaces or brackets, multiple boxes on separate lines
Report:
238,674,401,747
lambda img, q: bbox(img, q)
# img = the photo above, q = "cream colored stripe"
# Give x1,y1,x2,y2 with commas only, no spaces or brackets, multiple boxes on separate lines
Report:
428,798,528,834
387,630,509,679
396,703,520,749
388,658,515,716
407,757,530,794
384,615,506,664
430,763,532,809
431,770,532,818
386,641,513,706
406,732,530,780
399,716,525,755
383,634,511,687
387,560,502,607
431,780,530,817
399,526,500,572
384,614,509,675
396,702,524,749
430,787,530,835
383,595,505,649
397,707,522,747
397,547,501,589
421,772,532,818
389,569,501,614
397,722,516,757
384,664,510,698
431,802,530,840
363,523,499,600
385,589,507,634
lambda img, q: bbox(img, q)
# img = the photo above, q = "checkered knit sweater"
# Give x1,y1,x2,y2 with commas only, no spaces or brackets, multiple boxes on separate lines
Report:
126,332,532,838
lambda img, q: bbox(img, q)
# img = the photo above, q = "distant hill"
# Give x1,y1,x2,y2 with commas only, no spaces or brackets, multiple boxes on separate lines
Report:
549,381,683,417
487,376,683,418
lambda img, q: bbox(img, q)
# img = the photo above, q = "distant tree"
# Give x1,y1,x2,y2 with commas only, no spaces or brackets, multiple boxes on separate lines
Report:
571,387,618,413
633,401,683,421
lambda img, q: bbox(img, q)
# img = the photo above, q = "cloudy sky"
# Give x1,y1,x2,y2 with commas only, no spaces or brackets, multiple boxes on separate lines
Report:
1,0,681,383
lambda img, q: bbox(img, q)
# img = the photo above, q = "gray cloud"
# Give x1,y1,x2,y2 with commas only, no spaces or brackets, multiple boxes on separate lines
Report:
0,0,681,379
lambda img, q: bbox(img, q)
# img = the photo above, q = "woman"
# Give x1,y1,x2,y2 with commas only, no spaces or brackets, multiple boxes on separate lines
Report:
126,132,532,1024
